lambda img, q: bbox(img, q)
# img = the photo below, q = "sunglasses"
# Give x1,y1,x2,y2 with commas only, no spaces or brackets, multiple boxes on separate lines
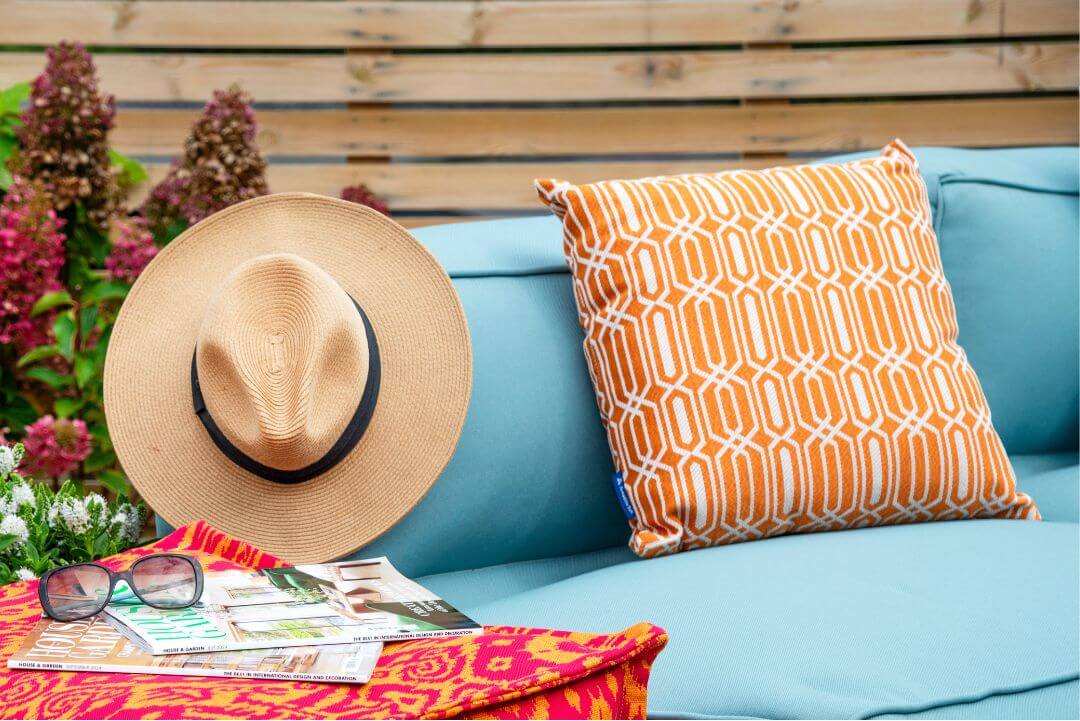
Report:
38,553,204,621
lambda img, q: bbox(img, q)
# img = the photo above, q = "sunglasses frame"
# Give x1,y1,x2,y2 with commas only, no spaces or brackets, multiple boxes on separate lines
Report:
38,553,204,621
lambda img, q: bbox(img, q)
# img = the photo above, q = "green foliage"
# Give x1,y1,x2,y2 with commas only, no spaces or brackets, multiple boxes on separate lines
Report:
109,149,149,190
0,78,144,498
0,442,146,585
0,82,28,191
153,217,189,247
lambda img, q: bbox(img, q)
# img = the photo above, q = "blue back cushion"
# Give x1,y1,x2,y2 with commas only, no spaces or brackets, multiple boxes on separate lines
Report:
158,147,1079,575
357,241,628,576
925,149,1078,453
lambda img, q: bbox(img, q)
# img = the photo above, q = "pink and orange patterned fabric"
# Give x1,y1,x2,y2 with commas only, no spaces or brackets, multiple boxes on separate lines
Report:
537,140,1038,558
0,522,667,720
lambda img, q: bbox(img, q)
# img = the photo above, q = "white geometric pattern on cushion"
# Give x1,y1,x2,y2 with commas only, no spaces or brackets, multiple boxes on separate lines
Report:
537,140,1038,557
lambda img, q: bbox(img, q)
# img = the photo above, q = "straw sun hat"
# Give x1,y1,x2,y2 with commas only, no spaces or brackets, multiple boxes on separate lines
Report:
104,194,471,563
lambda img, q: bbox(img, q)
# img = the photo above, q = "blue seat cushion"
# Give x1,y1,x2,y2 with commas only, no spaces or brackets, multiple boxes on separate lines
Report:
421,519,1078,719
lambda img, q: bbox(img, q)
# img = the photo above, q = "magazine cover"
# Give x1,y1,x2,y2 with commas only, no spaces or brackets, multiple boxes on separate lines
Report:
9,615,382,683
104,557,480,654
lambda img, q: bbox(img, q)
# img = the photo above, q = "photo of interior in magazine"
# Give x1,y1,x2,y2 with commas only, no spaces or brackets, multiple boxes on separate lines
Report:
215,558,482,639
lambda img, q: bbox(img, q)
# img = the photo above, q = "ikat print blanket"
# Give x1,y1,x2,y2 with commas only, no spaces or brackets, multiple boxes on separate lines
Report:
0,521,667,719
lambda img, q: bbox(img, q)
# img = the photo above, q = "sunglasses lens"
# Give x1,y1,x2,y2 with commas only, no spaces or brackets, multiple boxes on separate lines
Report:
131,556,199,608
45,565,111,620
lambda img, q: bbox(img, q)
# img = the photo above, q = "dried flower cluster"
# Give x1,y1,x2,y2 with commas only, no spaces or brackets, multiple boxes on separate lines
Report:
0,178,66,352
341,184,391,216
142,86,268,238
105,216,158,284
10,42,118,232
21,415,91,479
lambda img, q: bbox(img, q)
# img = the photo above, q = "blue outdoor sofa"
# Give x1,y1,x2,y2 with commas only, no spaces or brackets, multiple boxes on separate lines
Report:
163,146,1080,719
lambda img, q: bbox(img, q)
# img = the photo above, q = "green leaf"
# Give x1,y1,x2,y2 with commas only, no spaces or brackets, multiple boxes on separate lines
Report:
74,353,97,388
93,532,110,555
53,313,76,361
0,534,19,553
88,422,111,446
0,133,13,191
81,281,129,306
0,396,36,433
16,344,60,368
0,82,30,116
109,148,148,187
79,306,99,338
83,448,116,474
98,470,129,496
54,396,85,418
23,540,39,565
25,366,72,389
158,218,189,246
31,290,74,317
93,325,113,367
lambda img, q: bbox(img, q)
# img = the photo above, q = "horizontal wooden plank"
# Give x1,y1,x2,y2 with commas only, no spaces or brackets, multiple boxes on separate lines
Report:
396,215,514,228
0,0,1074,49
1004,0,1080,36
132,159,794,209
112,98,1079,158
3,43,1075,102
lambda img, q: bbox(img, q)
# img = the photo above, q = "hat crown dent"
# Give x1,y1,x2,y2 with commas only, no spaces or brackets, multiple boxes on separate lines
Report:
195,253,370,473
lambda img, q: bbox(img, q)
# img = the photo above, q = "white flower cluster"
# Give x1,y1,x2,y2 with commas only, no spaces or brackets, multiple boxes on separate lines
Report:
84,493,106,511
0,514,29,547
50,497,92,535
15,568,35,581
111,502,143,544
0,446,15,476
10,483,35,509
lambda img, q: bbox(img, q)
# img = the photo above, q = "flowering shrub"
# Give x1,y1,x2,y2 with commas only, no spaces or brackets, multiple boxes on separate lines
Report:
0,43,273,502
0,177,66,353
21,415,91,479
0,441,145,585
341,184,391,216
142,86,268,244
0,43,271,510
10,43,120,235
105,216,158,284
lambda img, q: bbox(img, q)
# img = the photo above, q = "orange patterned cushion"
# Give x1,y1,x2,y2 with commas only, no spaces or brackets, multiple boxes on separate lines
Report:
0,522,667,719
536,140,1038,558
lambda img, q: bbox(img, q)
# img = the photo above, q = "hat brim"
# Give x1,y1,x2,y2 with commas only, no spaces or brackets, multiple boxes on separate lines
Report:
105,194,472,563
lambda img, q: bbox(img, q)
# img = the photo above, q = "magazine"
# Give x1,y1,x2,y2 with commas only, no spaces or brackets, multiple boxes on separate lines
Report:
8,614,381,683
104,557,481,654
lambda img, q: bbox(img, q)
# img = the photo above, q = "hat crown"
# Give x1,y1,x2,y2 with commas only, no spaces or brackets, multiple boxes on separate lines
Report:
195,253,369,472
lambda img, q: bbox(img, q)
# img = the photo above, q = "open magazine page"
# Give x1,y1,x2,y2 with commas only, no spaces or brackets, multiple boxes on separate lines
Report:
103,571,374,654
9,615,381,683
104,558,480,654
281,557,483,642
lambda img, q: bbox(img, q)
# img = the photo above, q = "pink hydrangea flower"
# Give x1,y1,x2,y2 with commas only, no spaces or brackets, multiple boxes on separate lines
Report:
12,42,118,232
21,415,91,479
341,184,391,216
141,86,268,238
106,217,158,284
0,178,67,352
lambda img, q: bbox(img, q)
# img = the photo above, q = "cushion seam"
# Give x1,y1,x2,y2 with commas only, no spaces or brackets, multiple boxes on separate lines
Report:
938,174,1079,196
860,672,1080,719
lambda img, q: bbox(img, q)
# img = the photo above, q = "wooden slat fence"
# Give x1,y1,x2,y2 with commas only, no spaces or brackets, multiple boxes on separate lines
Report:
1,0,1077,224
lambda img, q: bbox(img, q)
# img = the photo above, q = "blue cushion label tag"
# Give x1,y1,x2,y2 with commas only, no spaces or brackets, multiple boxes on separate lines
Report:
612,472,636,520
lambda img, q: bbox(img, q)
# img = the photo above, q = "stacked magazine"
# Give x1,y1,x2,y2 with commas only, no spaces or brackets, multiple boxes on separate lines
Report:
9,557,481,684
